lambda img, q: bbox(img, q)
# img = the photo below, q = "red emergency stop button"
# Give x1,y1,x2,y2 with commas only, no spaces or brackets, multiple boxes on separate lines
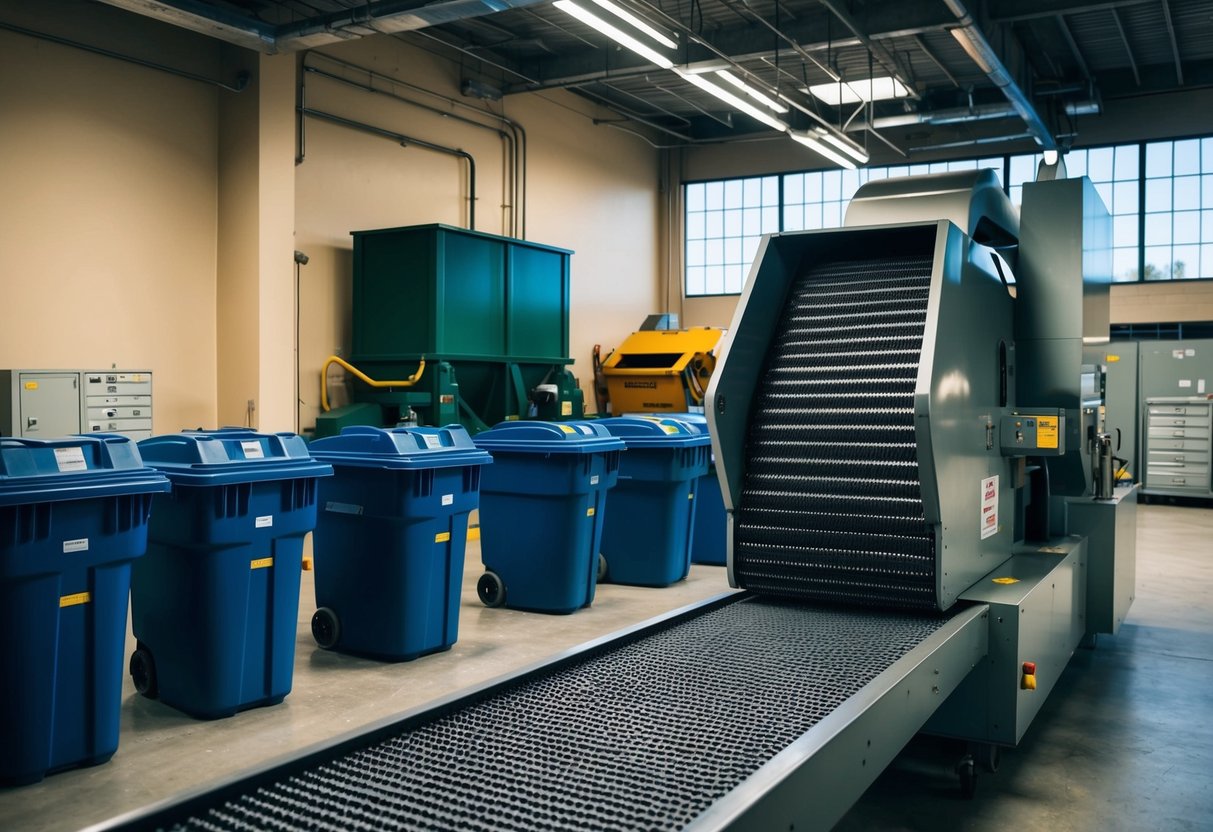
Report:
1022,662,1036,674
1021,661,1037,691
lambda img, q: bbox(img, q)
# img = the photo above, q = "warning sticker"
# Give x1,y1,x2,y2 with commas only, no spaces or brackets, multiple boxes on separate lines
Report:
980,475,999,540
250,557,273,570
255,515,273,528
434,532,451,543
241,440,264,459
1036,416,1059,449
421,434,443,449
54,447,88,472
60,591,92,607
561,401,573,416
586,507,596,517
557,424,576,434
24,381,38,390
63,538,89,553
590,475,600,485
442,494,454,506
992,577,1019,585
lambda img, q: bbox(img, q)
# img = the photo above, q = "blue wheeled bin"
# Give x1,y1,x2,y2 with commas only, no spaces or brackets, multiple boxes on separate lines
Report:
648,413,727,566
132,430,331,719
307,425,492,660
472,421,625,613
0,435,169,786
596,416,711,587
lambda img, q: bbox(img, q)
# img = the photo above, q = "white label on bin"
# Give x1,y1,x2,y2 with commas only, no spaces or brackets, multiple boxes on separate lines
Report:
326,501,364,516
54,447,87,472
1179,379,1192,388
255,515,273,528
63,538,89,553
442,494,454,506
241,440,265,459
590,475,600,485
421,434,443,449
561,401,573,416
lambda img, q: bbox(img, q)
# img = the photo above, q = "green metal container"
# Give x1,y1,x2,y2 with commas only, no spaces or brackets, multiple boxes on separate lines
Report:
317,224,584,438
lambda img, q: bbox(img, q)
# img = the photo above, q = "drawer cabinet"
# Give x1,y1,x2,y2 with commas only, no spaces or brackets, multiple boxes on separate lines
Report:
1142,397,1213,497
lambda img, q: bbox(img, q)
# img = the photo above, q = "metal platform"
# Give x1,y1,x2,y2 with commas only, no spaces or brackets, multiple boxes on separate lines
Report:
90,595,987,832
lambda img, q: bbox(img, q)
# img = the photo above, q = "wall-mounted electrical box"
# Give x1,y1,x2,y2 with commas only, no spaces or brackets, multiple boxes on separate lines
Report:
0,369,153,440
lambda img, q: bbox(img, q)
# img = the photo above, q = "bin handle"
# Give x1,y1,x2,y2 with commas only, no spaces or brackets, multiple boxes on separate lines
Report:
321,356,426,412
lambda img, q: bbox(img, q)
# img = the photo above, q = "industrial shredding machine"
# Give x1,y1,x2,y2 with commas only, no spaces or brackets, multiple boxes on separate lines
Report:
91,170,1137,832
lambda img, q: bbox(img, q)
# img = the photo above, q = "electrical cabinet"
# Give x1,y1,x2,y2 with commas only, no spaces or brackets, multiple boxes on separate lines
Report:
0,369,153,440
1142,396,1213,497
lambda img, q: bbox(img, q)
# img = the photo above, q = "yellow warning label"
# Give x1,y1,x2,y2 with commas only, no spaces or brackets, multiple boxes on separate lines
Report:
435,532,451,543
1106,354,1120,363
557,424,576,434
60,591,92,607
992,577,1019,585
663,425,679,435
586,507,596,517
1036,416,1059,449
24,381,38,390
561,401,573,416
250,557,274,570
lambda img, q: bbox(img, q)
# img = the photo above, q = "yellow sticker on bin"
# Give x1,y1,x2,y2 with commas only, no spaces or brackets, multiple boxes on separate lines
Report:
992,577,1019,585
59,591,91,608
557,424,576,434
435,531,451,543
586,507,595,517
24,381,38,390
250,557,274,570
1036,416,1059,449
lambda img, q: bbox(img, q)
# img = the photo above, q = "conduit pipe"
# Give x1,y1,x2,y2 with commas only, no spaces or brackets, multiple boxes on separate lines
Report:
299,107,476,230
850,100,1100,131
943,0,1057,153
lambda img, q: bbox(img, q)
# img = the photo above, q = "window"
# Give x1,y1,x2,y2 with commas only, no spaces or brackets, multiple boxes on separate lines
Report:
684,136,1213,296
1143,138,1213,280
684,175,779,295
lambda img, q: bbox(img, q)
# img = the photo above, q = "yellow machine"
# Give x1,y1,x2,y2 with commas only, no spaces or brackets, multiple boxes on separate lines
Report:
601,326,723,414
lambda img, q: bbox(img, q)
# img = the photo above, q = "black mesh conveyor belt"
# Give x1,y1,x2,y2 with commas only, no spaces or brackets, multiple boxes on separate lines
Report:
734,256,937,609
153,596,948,832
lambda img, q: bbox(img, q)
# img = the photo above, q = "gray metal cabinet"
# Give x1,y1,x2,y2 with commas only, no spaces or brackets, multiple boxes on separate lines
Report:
1142,396,1213,497
1,369,153,440
82,371,153,439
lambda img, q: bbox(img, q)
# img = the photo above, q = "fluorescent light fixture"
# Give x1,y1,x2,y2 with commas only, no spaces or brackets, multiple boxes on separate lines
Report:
553,0,674,69
1042,148,1059,165
788,130,857,169
678,71,788,132
715,70,788,113
816,130,869,164
805,75,911,106
588,0,677,50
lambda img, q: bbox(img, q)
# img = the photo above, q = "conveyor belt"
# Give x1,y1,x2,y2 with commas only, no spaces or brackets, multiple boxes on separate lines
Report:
131,596,951,832
735,256,937,609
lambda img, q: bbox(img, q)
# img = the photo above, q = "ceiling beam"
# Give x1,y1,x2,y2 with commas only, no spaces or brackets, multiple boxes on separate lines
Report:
1055,14,1094,82
1158,0,1184,86
1109,7,1140,87
989,0,1154,24
912,34,961,88
93,0,275,52
502,1,958,92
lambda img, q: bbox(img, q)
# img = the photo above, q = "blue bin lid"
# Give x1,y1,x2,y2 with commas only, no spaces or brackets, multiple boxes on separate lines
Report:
0,434,171,506
138,429,332,486
473,421,626,454
594,416,712,447
309,425,493,470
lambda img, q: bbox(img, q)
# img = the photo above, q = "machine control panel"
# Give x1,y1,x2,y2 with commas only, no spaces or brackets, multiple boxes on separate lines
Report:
1000,410,1066,456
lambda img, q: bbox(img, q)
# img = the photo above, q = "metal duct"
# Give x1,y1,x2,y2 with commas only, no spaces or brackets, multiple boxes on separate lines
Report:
858,100,1100,131
942,0,1057,154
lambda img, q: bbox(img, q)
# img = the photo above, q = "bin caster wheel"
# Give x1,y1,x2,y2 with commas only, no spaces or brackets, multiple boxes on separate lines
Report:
130,646,158,699
312,607,340,649
597,554,608,582
956,754,977,799
976,743,1001,773
477,571,505,608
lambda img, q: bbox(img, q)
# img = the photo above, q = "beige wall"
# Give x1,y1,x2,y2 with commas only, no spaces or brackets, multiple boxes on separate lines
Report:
0,5,221,432
294,37,660,428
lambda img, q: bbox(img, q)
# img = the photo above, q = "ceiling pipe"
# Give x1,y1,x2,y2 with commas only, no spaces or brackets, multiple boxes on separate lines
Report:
849,99,1100,131
942,0,1057,154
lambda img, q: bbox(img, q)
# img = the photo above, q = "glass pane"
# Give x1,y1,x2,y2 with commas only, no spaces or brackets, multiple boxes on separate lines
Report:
686,240,705,267
686,212,705,240
823,172,841,202
705,181,724,210
706,238,723,264
1173,245,1199,278
1174,176,1200,211
1202,243,1213,278
784,205,805,231
1174,211,1201,244
685,183,705,212
1113,181,1138,214
1145,213,1172,246
784,174,803,204
888,165,909,179
867,167,889,181
929,162,948,174
743,207,761,237
743,236,760,265
1145,179,1171,213
1143,246,1171,280
1095,182,1114,209
1175,139,1200,176
1145,141,1172,179
725,265,745,295
1113,214,1139,247
823,202,842,228
1203,210,1213,243
1112,248,1138,282
1114,145,1139,181
742,177,761,207
1088,147,1114,181
804,203,823,230
909,163,930,176
724,236,742,264
1009,185,1023,206
1066,150,1087,178
1203,175,1213,210
705,265,724,295
762,176,779,206
1205,138,1213,173
724,179,743,207
762,206,779,232
686,266,705,295
841,170,861,200
805,172,822,201
706,211,723,238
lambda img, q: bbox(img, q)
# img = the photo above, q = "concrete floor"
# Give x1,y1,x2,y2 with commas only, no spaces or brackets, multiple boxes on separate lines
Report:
0,504,1210,831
